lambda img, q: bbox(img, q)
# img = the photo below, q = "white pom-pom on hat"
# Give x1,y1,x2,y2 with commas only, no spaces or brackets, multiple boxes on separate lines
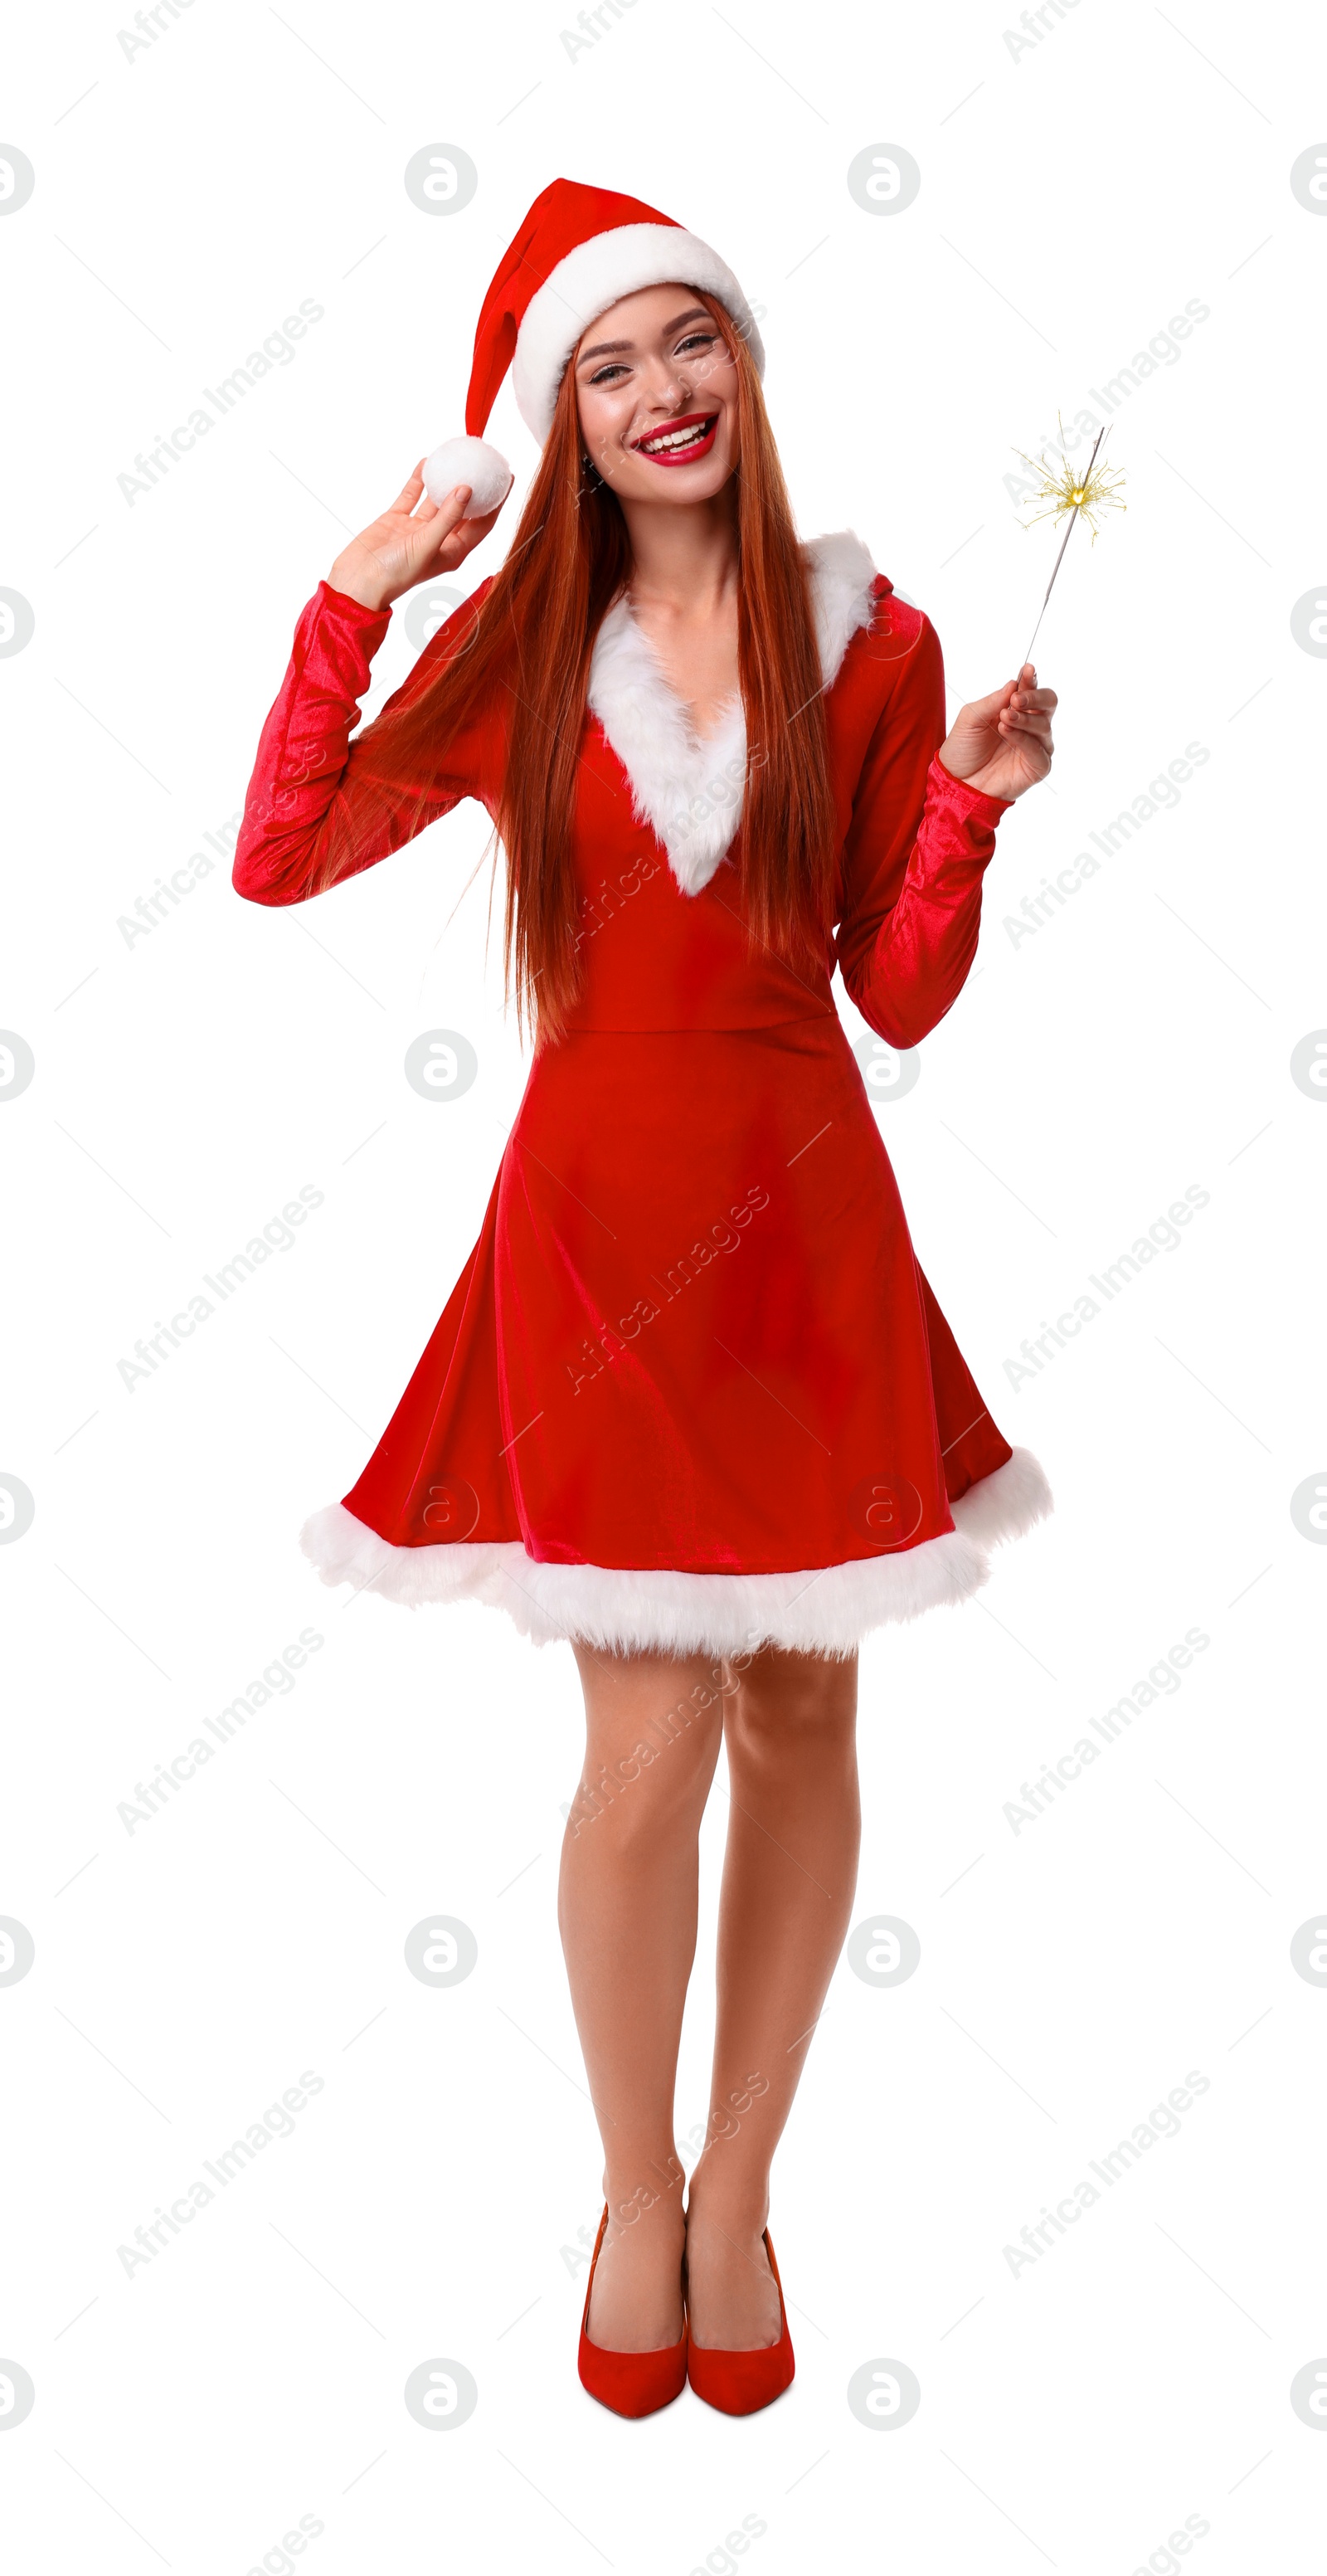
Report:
422,436,513,519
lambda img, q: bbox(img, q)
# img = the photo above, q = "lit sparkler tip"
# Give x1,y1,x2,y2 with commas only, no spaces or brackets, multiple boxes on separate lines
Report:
1013,411,1126,544
1013,413,1126,665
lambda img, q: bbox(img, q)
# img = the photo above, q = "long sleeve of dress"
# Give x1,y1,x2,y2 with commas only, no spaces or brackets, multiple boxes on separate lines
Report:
232,579,494,907
834,608,1012,1049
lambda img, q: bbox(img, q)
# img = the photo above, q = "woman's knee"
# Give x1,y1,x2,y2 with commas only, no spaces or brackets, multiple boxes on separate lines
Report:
567,1729,716,1852
722,1647,858,1750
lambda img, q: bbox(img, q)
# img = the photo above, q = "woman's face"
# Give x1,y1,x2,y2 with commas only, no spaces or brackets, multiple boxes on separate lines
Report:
572,283,739,505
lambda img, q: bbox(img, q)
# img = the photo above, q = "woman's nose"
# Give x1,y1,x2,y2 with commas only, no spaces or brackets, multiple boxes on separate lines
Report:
639,358,687,408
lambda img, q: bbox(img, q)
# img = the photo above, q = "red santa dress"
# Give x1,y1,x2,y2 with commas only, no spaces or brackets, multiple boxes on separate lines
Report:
232,528,1052,1656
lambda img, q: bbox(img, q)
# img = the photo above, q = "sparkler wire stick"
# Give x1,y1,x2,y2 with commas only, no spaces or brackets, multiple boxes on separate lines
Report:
1022,421,1110,668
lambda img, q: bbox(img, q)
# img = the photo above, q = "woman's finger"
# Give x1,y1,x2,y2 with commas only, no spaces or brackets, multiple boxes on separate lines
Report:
967,681,1022,723
388,464,426,515
435,497,505,562
434,483,474,529
459,499,505,534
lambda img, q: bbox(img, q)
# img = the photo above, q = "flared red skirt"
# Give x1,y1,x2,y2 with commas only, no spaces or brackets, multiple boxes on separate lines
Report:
302,1015,1051,1654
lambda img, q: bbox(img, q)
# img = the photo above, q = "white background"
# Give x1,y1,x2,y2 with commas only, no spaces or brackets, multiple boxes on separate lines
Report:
2,1,1325,2568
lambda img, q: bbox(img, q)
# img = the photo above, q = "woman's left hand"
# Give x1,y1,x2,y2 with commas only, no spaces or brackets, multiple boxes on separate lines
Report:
939,662,1057,801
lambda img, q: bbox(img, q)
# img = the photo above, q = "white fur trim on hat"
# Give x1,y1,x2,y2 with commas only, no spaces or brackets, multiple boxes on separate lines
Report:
511,223,765,441
422,436,513,519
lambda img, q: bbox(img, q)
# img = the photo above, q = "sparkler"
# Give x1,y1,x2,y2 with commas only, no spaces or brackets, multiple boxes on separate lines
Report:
1015,416,1126,666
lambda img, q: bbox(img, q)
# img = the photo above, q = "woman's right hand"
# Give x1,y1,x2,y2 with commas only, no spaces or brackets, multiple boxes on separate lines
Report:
328,462,508,613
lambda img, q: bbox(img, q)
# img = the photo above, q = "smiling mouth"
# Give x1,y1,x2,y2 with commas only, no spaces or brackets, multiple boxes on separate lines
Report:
632,412,719,465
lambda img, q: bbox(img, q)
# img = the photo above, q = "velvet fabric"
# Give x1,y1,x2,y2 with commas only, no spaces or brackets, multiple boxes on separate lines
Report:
233,557,1048,1651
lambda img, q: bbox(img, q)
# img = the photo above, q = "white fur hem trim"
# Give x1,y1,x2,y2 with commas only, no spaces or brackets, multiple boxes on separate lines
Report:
299,1449,1052,1660
587,529,877,896
512,224,765,441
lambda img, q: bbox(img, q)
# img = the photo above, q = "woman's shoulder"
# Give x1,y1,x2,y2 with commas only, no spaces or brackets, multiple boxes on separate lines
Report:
800,531,936,704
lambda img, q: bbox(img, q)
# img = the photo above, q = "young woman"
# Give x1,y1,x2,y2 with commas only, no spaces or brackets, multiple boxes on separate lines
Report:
234,179,1056,2418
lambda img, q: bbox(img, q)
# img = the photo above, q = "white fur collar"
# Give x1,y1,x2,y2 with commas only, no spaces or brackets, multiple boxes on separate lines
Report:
587,530,877,896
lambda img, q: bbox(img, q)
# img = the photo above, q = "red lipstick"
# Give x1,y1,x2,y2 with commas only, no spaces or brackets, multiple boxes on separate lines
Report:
631,411,719,467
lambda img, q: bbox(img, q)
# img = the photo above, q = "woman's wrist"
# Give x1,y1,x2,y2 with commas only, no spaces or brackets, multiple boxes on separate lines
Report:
327,553,391,614
937,746,1004,789
933,749,1012,816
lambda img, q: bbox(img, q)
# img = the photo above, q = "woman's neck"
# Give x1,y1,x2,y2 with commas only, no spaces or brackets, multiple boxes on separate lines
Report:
616,486,740,619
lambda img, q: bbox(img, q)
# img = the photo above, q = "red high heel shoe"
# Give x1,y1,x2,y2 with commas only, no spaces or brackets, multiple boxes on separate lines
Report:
686,2229,795,2415
577,2206,688,2418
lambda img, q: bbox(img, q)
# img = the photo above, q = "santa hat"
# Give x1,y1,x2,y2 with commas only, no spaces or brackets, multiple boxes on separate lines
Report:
423,178,765,517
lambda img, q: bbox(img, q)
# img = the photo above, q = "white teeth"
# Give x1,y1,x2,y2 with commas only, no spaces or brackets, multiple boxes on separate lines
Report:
640,420,709,453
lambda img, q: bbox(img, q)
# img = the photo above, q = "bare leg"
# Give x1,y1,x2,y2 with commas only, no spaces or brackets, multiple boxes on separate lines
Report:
558,1642,724,2350
685,1645,860,2348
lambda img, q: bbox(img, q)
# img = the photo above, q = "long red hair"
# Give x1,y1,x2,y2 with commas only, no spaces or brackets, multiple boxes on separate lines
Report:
347,296,838,1043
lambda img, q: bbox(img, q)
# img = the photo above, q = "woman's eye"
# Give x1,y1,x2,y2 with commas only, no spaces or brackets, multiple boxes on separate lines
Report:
675,334,716,354
589,362,629,384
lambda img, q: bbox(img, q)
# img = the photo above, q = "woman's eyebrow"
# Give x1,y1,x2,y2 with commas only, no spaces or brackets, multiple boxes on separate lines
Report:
576,307,713,364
